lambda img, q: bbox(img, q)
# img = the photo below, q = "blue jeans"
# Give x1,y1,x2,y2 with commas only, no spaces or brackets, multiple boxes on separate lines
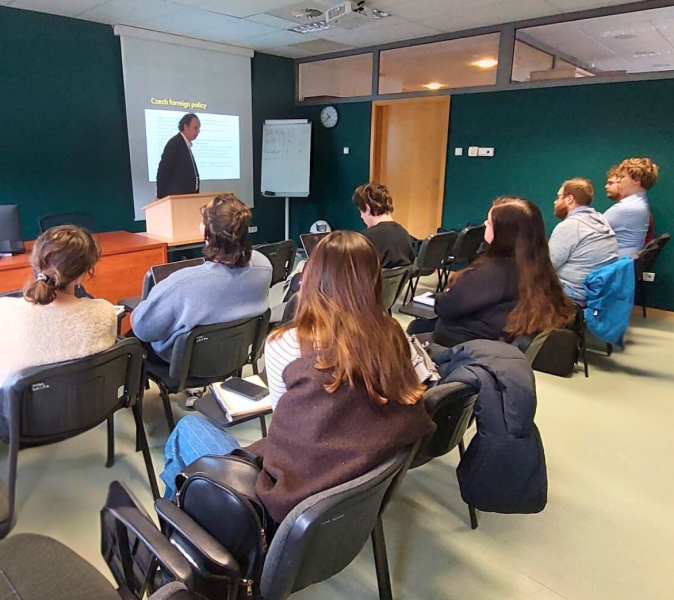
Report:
161,415,241,499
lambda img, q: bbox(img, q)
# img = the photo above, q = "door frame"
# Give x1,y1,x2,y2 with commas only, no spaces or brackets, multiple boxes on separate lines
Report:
369,96,451,236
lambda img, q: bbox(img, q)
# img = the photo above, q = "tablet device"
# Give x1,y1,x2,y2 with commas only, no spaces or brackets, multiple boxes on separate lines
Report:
151,257,205,285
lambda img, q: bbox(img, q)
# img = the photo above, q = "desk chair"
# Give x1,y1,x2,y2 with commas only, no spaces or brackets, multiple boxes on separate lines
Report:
634,233,670,318
0,338,159,538
451,224,486,270
145,311,271,433
38,211,96,233
411,382,480,529
403,231,457,303
255,240,297,287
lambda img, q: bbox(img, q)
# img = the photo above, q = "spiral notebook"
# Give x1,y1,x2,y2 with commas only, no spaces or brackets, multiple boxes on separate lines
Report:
210,375,272,422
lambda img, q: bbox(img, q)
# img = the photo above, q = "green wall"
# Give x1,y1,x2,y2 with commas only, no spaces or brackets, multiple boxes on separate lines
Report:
0,7,138,239
296,80,674,310
0,5,295,245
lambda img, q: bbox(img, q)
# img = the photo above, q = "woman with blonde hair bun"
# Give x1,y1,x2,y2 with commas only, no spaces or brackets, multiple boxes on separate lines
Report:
0,225,117,384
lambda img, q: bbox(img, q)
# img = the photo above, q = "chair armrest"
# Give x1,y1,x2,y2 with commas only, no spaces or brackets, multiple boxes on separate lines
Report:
110,505,193,584
155,498,242,579
119,295,141,312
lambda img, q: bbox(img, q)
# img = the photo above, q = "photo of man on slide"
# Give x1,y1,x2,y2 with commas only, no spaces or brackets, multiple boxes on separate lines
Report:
156,113,201,199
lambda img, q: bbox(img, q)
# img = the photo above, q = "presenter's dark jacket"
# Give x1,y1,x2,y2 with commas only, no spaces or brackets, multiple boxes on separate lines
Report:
156,133,200,199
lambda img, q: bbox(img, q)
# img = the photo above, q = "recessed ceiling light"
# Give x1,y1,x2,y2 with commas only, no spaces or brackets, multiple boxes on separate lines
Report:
423,82,444,90
653,63,672,68
472,58,498,69
372,8,390,18
289,21,334,34
634,50,657,57
612,33,637,40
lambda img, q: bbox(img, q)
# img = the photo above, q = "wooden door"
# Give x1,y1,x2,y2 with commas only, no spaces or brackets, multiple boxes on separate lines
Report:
370,97,450,240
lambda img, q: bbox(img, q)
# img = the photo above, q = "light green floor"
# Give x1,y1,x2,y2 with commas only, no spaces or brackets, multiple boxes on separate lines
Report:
2,280,673,600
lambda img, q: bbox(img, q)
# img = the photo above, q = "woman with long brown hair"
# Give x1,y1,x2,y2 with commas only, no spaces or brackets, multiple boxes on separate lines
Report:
161,231,435,522
0,226,117,384
408,196,574,348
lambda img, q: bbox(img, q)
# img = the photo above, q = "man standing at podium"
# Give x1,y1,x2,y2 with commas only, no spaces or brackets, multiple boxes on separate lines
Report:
156,113,201,199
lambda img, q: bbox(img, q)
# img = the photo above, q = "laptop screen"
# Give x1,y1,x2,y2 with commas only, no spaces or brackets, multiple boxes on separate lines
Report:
151,257,205,285
300,232,329,257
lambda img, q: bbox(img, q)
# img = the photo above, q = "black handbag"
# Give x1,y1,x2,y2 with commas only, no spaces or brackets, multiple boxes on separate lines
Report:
172,450,271,599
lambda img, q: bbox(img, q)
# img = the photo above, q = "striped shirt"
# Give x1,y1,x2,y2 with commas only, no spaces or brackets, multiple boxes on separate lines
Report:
264,327,428,410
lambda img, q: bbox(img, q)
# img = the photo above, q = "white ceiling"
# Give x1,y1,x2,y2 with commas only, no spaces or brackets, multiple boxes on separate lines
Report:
0,0,655,58
521,5,674,73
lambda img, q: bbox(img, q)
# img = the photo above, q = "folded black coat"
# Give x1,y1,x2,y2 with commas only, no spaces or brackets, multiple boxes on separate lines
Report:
434,340,547,514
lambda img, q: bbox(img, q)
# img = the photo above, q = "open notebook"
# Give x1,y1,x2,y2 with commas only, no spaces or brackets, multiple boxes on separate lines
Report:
210,375,272,422
413,292,436,307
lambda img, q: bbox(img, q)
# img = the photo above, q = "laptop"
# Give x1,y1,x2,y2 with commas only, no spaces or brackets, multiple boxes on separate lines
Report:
300,232,329,257
150,257,205,285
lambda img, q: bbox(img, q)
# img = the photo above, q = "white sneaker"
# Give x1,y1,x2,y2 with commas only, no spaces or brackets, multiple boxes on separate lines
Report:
185,387,206,409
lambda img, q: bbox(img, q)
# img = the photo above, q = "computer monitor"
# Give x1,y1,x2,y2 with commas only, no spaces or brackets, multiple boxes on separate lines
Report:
300,232,329,257
0,204,25,255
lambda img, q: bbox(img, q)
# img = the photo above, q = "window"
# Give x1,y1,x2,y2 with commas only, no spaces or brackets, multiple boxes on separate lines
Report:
514,5,674,83
378,34,501,94
298,54,373,101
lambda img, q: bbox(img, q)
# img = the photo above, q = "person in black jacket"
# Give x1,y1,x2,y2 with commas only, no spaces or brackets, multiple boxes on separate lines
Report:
156,113,201,199
353,182,415,268
408,196,574,348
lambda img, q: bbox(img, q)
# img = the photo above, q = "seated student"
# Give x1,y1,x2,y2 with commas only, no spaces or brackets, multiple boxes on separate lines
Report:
603,157,659,257
549,178,619,304
408,196,574,348
161,231,435,523
131,193,272,364
0,226,116,385
605,164,655,246
353,182,415,268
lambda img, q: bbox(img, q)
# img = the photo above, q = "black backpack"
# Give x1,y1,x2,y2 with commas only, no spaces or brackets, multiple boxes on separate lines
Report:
168,451,271,599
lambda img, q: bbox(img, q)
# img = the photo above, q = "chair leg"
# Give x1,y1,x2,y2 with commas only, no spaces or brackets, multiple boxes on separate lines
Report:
371,516,393,600
458,439,478,529
402,278,413,304
160,387,175,432
259,415,268,438
106,415,115,468
606,343,613,357
132,403,160,500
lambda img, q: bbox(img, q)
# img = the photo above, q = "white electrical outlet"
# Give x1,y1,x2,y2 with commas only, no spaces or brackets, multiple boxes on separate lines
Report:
248,226,258,233
478,147,495,157
642,272,655,282
343,147,350,154
467,146,479,157
454,147,463,156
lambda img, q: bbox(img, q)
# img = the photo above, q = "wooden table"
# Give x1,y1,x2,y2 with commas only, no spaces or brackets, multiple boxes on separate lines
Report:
0,231,168,305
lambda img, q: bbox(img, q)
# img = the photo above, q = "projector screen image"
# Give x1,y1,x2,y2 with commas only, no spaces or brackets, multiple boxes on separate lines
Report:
145,109,241,182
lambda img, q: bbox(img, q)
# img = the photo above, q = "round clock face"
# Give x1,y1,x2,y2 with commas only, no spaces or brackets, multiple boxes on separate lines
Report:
320,105,339,128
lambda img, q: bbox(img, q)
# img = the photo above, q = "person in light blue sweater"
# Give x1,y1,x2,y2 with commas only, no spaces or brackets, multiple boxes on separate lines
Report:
131,193,272,363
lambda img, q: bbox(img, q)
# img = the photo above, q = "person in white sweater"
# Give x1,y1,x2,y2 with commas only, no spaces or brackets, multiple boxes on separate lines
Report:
0,226,117,386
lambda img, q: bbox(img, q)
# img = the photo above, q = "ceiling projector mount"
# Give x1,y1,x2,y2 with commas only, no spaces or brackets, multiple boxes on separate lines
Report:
288,1,390,33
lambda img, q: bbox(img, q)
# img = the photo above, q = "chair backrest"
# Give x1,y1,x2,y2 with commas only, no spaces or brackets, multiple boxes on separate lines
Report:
452,224,486,263
415,231,457,273
38,211,96,233
1,338,144,445
439,229,460,263
169,311,271,389
260,449,413,600
634,232,670,277
0,289,22,299
412,382,478,468
255,241,297,287
381,266,410,312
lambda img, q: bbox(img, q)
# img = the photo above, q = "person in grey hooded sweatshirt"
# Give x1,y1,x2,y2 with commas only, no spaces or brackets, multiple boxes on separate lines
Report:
549,178,619,305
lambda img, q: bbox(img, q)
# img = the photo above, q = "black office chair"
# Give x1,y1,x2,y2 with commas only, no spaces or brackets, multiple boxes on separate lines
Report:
451,224,486,269
411,382,479,529
38,211,96,233
436,229,460,290
1,285,92,300
145,311,271,433
633,233,670,318
0,338,159,539
402,231,457,303
119,268,155,313
255,241,297,287
0,480,195,600
381,265,410,314
258,447,417,600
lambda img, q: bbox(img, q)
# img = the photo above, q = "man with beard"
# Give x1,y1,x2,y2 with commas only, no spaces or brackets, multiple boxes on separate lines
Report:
549,178,619,304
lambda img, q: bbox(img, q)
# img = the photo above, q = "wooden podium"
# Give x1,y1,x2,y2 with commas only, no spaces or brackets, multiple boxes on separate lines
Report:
141,192,229,245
